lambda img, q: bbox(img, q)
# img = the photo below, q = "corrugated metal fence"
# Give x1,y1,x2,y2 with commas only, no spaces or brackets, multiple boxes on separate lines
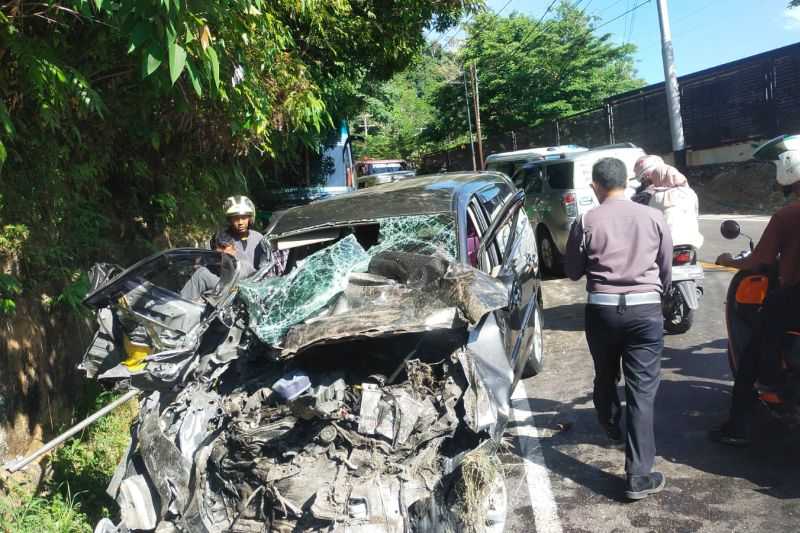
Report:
422,42,800,172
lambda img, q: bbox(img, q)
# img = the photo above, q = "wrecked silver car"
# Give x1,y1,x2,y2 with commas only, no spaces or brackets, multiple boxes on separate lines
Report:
81,173,544,533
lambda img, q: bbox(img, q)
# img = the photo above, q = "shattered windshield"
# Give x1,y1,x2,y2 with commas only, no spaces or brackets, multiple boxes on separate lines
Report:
240,213,456,346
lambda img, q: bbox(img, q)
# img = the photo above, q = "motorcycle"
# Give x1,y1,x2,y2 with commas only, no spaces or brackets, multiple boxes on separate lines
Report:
721,219,800,408
663,245,704,334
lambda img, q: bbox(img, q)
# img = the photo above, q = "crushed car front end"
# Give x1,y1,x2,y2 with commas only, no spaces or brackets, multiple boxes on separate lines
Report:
84,176,539,533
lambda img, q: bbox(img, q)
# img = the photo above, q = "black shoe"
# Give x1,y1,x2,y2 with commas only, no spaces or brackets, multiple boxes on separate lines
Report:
625,472,666,500
709,421,751,447
601,421,623,443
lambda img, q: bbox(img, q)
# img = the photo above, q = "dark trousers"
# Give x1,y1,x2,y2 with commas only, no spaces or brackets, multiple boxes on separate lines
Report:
730,284,800,427
585,303,663,476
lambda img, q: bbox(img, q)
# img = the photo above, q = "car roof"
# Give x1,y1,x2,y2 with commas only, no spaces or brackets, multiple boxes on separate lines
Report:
484,145,588,163
520,143,645,165
267,172,509,238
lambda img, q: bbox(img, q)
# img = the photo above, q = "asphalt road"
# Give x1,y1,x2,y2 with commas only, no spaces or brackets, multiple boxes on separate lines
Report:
503,215,800,532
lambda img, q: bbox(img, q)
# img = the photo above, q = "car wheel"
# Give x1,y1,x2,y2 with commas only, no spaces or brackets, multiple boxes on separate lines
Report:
538,229,563,276
522,301,544,378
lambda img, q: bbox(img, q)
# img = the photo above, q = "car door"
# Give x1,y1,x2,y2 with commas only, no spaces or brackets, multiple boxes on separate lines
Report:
473,187,539,386
511,164,546,222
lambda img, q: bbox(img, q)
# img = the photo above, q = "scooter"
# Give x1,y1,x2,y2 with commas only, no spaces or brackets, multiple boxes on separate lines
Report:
663,245,704,334
721,219,800,408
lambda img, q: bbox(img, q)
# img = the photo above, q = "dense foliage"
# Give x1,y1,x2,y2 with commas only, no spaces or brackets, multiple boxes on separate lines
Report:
414,3,641,151
354,3,642,161
354,44,460,161
0,0,477,293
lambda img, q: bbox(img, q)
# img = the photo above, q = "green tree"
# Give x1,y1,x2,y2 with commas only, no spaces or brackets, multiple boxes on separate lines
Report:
354,46,458,161
0,0,480,286
424,2,643,144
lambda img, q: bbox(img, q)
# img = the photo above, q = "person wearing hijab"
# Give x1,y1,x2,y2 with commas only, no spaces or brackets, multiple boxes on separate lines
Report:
639,164,704,249
628,155,665,199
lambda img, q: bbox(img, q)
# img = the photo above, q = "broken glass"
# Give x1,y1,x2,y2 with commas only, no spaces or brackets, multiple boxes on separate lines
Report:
372,214,457,260
240,214,457,346
239,235,371,346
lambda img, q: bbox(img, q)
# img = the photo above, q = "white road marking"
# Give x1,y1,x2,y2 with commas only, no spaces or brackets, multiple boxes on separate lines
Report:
511,380,563,533
698,214,770,222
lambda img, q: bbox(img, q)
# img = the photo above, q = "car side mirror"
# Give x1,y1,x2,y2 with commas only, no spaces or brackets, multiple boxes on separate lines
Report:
720,220,741,240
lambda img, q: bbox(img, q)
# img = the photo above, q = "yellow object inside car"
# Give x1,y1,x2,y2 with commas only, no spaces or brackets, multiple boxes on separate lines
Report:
122,334,151,371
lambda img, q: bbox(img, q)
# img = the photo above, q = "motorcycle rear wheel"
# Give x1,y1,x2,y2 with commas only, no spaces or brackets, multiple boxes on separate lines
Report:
665,306,694,334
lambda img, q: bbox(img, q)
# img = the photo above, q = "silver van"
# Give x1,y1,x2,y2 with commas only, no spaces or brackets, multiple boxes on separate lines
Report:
509,143,645,274
484,145,588,177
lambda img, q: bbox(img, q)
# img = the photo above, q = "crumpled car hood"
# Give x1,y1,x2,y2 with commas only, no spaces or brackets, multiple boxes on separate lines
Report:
83,216,520,533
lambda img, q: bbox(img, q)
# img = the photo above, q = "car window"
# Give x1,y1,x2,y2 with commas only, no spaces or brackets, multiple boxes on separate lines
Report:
487,161,515,176
513,166,544,195
467,201,497,272
546,162,574,189
476,184,505,219
477,193,524,274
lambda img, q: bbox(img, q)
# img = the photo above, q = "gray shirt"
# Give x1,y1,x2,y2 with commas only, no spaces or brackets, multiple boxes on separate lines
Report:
565,196,672,294
223,228,263,276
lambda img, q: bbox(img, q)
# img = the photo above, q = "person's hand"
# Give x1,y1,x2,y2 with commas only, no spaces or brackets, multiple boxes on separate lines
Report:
716,253,734,266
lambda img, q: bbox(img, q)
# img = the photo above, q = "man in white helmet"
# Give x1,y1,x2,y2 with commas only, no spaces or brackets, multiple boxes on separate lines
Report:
711,142,800,446
221,195,264,272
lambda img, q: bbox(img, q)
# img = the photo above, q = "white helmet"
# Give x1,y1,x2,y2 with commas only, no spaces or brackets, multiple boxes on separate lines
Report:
776,151,800,187
223,195,256,218
753,134,800,188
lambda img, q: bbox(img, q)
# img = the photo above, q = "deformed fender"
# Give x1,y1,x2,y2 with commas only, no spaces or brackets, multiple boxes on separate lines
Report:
675,280,701,310
457,313,514,439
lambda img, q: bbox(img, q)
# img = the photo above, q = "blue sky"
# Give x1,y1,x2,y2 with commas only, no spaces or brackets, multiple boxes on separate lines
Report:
454,0,800,85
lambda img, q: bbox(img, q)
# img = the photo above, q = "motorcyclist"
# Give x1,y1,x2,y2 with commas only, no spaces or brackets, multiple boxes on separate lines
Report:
629,154,664,199
220,195,264,271
636,163,704,249
182,230,252,301
711,147,800,446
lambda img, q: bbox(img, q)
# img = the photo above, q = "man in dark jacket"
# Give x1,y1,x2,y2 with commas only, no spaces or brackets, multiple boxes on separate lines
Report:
566,157,673,501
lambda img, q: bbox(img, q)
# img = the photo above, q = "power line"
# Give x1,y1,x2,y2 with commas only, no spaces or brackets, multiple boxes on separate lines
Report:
637,0,725,53
538,0,560,25
496,0,515,16
593,0,651,31
593,0,628,17
626,7,637,43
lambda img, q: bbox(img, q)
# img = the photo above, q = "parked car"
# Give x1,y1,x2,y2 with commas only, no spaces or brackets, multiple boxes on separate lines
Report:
510,143,646,275
83,172,544,533
484,145,588,176
355,158,416,189
356,171,417,189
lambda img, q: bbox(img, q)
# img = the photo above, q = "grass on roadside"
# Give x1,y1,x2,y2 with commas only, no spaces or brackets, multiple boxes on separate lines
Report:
0,389,138,533
0,481,92,533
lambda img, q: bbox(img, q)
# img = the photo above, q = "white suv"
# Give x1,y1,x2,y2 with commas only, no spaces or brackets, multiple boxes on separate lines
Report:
509,143,645,275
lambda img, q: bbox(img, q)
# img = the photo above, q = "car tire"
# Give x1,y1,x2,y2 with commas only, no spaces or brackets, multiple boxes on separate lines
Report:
522,301,544,378
538,229,563,276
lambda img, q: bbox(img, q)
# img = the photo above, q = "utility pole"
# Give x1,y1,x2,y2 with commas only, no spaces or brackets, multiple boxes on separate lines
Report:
462,68,477,171
470,62,484,169
656,0,687,169
360,113,370,137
